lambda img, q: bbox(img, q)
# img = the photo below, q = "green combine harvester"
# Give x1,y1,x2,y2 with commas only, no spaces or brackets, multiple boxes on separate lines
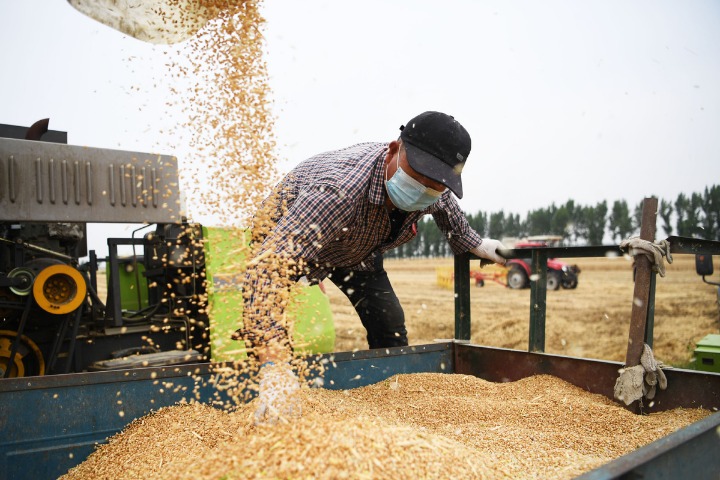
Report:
0,129,334,379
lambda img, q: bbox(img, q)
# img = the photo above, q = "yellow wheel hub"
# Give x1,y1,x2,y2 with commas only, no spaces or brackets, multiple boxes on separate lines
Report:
33,264,87,315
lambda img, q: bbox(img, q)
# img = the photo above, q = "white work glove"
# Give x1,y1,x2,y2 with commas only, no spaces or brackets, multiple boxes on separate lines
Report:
472,239,507,266
254,362,302,425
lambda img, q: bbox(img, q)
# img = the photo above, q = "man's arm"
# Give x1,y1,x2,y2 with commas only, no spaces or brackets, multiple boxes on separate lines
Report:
430,196,506,264
238,185,351,358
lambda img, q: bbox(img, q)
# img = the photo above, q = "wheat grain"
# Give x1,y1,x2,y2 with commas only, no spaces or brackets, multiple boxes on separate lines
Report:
61,373,711,480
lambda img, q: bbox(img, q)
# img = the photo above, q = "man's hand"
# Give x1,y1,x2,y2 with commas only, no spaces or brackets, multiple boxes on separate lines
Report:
472,239,507,266
254,362,302,425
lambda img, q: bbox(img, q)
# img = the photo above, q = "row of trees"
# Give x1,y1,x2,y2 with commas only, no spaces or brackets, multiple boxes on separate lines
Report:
385,185,720,259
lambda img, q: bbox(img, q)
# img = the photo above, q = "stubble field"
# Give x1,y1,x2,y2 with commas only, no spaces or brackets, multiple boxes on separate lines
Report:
327,254,720,366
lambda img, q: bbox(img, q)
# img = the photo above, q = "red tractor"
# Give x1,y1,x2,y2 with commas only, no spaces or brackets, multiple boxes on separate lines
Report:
505,236,581,290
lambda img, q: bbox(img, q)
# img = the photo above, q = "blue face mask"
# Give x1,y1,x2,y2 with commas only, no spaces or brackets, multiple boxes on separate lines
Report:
385,150,443,211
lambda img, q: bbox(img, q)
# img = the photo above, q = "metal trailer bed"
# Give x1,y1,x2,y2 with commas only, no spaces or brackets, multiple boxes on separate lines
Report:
1,342,719,480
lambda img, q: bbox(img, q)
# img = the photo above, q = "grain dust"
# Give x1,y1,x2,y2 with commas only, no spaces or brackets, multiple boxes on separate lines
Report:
166,0,278,227
150,0,304,366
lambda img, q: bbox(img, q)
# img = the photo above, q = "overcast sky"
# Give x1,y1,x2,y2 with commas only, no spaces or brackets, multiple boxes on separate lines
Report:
2,0,719,236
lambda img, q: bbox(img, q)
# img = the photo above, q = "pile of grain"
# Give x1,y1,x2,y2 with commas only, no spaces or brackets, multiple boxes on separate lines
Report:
62,373,711,480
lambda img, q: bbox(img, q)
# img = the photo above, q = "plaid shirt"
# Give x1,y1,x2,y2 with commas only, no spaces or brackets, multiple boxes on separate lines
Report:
240,142,482,347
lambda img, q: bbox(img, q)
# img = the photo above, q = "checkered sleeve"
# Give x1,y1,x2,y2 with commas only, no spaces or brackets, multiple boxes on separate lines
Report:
237,184,353,350
430,195,482,254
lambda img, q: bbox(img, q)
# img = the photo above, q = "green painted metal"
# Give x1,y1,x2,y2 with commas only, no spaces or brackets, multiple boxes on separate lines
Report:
528,249,548,352
203,227,335,362
453,252,471,341
693,333,720,373
110,257,149,311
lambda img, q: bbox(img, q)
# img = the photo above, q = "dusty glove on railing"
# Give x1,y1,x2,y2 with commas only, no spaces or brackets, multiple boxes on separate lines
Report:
613,344,669,405
640,343,668,399
472,239,507,266
254,362,302,425
619,237,673,277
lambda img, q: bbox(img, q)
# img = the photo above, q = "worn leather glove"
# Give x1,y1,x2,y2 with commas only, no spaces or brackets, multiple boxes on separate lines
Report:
254,362,302,425
472,239,507,266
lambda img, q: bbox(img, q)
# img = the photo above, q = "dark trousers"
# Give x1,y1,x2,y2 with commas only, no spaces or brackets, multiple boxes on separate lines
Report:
328,268,408,349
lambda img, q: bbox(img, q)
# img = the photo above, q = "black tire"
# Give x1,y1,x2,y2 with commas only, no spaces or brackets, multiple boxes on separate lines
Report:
547,271,561,291
507,266,528,289
562,274,579,289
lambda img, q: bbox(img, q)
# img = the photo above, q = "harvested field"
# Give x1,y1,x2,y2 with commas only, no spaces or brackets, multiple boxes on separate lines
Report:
330,254,720,366
61,372,711,480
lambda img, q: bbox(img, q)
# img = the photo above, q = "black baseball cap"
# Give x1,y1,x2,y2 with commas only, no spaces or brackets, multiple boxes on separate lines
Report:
399,111,471,198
